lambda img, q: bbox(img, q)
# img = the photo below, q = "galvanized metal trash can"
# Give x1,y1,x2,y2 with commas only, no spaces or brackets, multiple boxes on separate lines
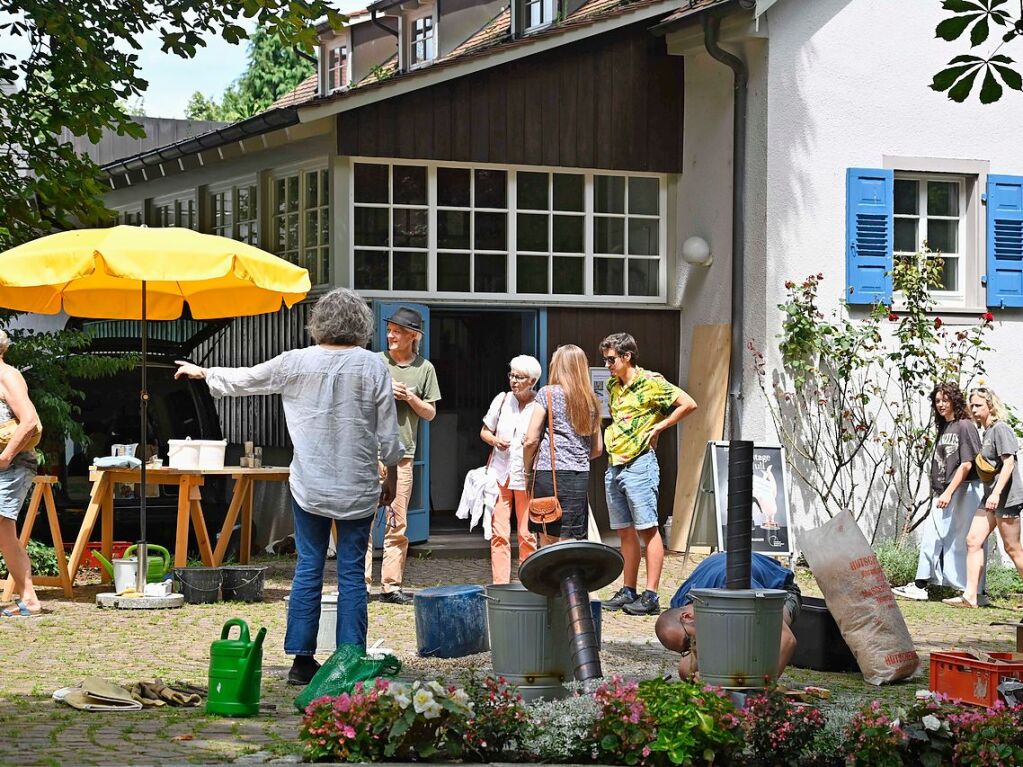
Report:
690,587,787,688
486,583,568,702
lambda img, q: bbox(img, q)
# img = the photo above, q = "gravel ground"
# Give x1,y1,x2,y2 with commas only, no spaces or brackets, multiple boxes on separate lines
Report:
0,548,1019,766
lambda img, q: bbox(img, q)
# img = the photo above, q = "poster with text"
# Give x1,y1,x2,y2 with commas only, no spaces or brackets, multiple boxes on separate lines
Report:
589,367,611,418
710,442,792,556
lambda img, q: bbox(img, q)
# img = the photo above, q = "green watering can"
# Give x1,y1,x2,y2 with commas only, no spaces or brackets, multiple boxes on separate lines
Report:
207,619,267,717
92,543,171,586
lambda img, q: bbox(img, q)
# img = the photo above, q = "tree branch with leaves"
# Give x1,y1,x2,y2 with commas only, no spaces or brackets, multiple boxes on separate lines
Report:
931,0,1023,103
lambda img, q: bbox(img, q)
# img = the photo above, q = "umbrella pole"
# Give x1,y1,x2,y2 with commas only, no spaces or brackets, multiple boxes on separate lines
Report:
137,280,149,593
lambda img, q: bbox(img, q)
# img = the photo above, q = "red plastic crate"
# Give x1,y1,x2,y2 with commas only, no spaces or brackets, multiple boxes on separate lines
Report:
64,541,131,569
930,650,1023,708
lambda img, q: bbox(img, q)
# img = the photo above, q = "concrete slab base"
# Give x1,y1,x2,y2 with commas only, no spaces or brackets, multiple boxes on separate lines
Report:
96,592,185,609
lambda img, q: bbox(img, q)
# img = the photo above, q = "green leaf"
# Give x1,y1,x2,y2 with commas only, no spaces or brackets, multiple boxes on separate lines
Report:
947,66,982,101
932,62,982,91
970,14,990,45
992,63,1023,90
936,13,980,40
980,66,1004,102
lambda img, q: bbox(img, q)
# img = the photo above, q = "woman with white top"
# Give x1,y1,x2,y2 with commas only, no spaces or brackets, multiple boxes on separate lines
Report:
481,354,542,584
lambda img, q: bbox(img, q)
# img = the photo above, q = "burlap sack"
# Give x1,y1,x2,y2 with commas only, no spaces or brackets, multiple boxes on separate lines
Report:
801,510,919,685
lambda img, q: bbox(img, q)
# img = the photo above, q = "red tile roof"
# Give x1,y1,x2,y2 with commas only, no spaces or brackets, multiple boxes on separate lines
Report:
269,74,319,109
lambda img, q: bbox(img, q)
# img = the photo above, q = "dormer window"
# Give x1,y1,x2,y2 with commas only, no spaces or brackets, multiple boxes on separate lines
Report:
410,14,435,66
524,0,555,31
328,44,348,91
320,33,351,95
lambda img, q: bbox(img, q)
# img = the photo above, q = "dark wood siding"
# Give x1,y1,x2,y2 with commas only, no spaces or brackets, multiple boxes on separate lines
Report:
339,23,683,173
546,307,681,527
193,303,313,448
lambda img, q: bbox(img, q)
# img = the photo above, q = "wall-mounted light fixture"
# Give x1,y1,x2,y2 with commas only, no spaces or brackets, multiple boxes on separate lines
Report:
681,235,712,267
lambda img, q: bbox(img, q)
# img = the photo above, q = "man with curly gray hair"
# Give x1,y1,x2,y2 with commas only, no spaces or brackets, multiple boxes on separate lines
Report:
176,288,403,685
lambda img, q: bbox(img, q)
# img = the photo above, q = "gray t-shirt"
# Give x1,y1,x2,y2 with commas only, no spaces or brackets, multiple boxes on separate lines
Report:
535,385,593,472
930,418,982,494
980,420,1023,509
206,346,403,521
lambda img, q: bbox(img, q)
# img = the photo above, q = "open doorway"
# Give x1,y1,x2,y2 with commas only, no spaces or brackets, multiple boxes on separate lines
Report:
429,308,543,530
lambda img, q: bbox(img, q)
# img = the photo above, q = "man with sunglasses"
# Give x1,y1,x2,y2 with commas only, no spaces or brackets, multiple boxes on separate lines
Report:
599,332,697,616
655,552,800,679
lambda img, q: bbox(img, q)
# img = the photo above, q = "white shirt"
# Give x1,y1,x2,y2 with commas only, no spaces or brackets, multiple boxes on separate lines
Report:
205,346,403,521
483,391,539,491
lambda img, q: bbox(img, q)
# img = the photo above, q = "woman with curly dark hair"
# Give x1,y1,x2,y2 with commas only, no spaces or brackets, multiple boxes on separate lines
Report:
893,382,983,602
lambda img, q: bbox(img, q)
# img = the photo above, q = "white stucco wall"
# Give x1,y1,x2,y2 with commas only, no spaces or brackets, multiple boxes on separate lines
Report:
674,0,1023,538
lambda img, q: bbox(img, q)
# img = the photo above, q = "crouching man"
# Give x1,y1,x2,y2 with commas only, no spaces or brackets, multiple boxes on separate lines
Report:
655,552,801,680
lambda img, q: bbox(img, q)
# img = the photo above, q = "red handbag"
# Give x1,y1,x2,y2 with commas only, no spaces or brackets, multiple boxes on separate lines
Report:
528,388,563,526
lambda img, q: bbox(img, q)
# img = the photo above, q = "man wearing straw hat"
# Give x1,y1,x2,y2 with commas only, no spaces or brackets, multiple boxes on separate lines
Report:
366,306,441,605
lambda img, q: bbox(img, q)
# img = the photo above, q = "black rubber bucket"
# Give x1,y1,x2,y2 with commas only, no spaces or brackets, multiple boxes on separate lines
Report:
174,567,222,604
221,566,267,603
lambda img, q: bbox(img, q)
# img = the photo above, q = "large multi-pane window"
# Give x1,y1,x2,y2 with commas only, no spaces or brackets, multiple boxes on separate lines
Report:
352,161,665,300
273,167,330,285
894,174,964,295
409,15,435,66
153,195,197,229
210,183,259,245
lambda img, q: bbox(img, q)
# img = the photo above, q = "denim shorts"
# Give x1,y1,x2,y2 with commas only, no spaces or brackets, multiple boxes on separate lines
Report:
0,463,35,521
604,451,660,531
997,503,1023,519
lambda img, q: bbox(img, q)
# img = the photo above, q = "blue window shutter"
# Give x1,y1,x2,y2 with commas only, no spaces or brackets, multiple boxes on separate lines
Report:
986,175,1023,308
845,168,894,305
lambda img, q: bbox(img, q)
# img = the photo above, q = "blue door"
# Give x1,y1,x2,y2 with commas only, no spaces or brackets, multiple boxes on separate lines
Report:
373,301,431,545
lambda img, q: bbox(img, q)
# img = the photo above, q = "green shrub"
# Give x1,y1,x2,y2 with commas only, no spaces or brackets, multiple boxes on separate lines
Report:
0,539,58,579
875,541,919,588
637,678,742,766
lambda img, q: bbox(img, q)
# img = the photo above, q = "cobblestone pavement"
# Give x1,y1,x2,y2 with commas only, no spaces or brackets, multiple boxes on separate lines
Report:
0,548,1018,766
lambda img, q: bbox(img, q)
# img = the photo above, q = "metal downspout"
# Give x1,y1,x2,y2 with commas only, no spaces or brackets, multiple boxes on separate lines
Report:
371,7,400,37
702,13,748,441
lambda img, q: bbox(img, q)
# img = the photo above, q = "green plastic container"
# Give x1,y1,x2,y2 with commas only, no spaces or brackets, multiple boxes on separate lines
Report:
690,587,787,689
206,618,266,717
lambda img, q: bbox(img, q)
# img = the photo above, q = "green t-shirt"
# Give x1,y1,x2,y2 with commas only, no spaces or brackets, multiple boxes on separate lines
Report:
382,352,441,459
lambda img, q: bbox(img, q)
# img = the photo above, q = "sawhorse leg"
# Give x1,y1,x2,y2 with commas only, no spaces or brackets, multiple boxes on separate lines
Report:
2,480,72,600
67,474,112,586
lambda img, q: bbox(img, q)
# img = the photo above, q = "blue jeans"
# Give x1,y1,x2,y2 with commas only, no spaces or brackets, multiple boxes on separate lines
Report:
284,499,373,656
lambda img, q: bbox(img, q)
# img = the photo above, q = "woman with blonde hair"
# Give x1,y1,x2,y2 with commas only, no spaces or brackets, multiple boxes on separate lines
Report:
952,386,1023,608
523,345,603,544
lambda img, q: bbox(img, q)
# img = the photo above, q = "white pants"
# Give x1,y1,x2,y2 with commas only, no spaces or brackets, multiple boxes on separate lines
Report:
916,480,985,591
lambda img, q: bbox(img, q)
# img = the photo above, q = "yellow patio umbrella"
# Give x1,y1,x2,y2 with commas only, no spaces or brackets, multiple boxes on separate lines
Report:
0,225,311,587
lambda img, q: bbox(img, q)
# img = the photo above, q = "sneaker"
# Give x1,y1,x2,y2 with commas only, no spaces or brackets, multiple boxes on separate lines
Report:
891,583,929,601
379,589,414,605
287,657,321,686
601,587,638,611
977,594,991,607
622,592,661,616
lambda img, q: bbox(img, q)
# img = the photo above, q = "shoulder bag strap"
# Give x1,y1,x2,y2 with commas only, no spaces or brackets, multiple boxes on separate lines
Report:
486,392,509,468
545,387,558,497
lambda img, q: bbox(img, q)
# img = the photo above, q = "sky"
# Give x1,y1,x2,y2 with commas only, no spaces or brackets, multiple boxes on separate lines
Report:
1,2,366,119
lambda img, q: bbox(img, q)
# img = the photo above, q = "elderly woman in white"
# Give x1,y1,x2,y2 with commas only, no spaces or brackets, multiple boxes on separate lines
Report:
481,354,542,584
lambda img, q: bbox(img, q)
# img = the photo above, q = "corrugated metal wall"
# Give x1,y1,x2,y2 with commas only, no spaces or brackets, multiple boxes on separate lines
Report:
193,303,312,447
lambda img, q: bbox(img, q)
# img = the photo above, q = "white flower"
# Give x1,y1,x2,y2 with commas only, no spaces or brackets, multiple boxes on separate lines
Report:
389,684,412,710
413,688,435,713
427,680,445,695
450,688,471,708
922,715,941,731
423,701,443,720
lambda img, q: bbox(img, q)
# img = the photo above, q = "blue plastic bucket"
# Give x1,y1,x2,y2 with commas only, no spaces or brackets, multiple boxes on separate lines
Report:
414,585,489,658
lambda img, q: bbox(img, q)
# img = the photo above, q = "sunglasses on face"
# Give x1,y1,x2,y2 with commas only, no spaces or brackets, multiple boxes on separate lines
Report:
603,356,620,366
508,373,529,381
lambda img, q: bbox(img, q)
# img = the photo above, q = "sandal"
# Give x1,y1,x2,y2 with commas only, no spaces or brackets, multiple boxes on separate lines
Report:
941,596,978,609
0,599,42,618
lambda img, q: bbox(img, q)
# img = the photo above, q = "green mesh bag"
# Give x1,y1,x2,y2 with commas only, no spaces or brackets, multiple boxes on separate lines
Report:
294,643,402,711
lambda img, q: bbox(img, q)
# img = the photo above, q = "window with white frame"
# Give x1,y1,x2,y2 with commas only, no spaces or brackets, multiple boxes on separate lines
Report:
210,183,259,245
894,173,966,300
153,195,197,229
351,160,665,300
524,0,556,31
408,13,436,67
326,43,348,92
273,167,330,285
